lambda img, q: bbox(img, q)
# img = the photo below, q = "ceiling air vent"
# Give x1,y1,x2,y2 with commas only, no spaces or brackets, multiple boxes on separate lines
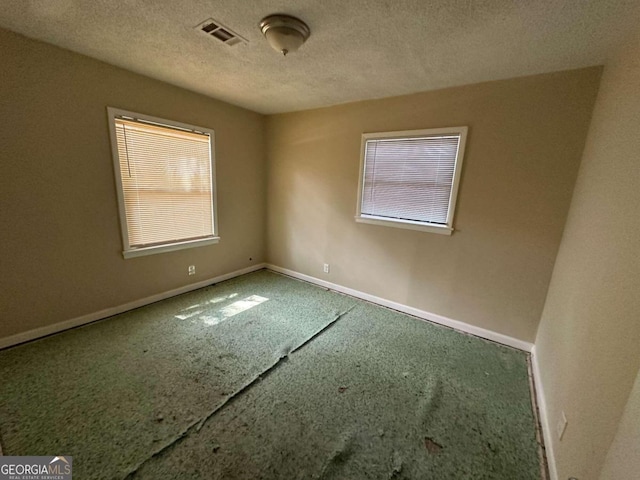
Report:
195,18,247,47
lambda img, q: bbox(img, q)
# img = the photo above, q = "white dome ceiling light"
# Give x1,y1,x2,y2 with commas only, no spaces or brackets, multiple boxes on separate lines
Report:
260,14,310,56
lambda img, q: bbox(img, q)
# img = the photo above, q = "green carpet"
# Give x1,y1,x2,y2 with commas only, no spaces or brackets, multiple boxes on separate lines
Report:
0,270,542,479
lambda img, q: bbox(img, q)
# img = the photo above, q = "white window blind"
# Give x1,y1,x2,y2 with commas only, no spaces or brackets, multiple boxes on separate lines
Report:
357,127,467,234
109,110,217,257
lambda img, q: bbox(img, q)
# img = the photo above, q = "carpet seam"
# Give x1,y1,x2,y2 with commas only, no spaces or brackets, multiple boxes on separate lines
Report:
267,268,528,354
121,304,357,479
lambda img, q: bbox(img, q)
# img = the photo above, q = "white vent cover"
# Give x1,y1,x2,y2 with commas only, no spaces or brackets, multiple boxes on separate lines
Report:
195,18,247,46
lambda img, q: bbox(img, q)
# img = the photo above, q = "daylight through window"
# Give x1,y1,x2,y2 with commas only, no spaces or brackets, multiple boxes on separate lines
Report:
108,108,218,258
356,127,467,234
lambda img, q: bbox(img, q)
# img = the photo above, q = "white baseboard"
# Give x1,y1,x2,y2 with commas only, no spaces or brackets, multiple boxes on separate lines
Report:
0,263,266,350
531,346,558,480
265,264,534,352
2,261,534,353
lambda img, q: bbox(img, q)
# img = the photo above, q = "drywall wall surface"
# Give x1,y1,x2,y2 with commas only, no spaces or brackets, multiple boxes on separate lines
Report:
534,34,640,479
266,68,601,343
599,368,640,480
0,28,266,339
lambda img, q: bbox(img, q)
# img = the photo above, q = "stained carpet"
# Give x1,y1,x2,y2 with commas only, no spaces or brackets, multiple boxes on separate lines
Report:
0,270,542,479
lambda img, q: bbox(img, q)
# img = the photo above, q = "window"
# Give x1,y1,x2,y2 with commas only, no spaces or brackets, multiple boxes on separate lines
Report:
107,108,218,258
356,127,467,235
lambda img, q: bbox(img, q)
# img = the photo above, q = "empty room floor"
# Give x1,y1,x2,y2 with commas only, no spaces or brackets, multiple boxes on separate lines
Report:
0,270,543,479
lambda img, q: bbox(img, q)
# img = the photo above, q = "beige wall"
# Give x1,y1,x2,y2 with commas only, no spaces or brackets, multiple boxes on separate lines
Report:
3,21,637,479
266,68,601,343
600,369,640,480
534,34,640,479
0,29,266,340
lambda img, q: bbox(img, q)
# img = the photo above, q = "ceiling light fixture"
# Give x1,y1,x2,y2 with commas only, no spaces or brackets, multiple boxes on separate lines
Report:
259,14,310,56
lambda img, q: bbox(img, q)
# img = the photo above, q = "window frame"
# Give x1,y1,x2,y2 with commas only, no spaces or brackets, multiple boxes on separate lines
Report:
107,107,219,259
355,126,468,235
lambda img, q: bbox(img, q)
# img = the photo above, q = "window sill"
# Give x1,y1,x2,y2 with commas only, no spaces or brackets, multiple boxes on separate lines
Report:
355,215,453,235
123,237,220,259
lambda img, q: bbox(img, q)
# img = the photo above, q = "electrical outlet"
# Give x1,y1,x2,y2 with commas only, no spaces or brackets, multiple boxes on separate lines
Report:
188,265,196,276
323,263,330,274
557,411,568,440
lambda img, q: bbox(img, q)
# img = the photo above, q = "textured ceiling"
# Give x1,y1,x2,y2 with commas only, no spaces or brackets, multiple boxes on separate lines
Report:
1,0,640,114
